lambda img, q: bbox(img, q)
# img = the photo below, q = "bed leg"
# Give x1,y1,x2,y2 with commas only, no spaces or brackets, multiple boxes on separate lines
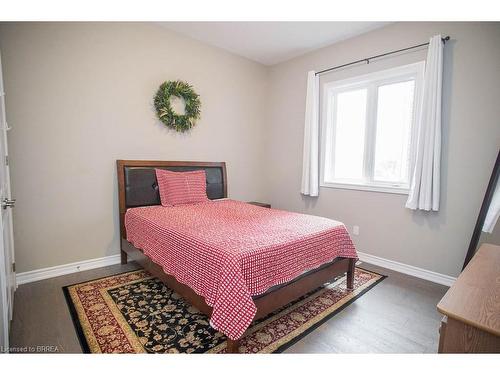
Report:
121,250,128,265
226,339,240,354
347,258,355,290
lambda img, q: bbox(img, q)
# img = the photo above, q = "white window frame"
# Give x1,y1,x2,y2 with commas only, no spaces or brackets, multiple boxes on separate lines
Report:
320,61,425,195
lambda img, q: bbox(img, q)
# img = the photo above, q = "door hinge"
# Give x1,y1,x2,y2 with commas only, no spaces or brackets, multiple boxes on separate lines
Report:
12,262,15,273
5,155,8,166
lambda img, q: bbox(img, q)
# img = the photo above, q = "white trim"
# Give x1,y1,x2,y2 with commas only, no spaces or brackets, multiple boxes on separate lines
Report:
321,181,409,195
15,250,457,287
323,61,426,90
320,61,425,195
16,254,121,285
357,251,456,287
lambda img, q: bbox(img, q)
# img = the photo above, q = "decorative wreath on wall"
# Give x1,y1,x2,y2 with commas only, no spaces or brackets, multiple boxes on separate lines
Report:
153,80,201,132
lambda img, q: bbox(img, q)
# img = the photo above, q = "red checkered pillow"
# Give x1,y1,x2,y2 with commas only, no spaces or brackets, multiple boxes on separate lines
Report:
155,169,209,207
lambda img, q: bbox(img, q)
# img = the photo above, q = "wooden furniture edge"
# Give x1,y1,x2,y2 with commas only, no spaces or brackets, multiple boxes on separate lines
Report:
437,244,500,338
436,307,500,338
437,302,500,338
438,316,500,353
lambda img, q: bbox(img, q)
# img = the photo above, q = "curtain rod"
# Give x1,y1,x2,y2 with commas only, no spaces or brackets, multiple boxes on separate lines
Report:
315,36,450,76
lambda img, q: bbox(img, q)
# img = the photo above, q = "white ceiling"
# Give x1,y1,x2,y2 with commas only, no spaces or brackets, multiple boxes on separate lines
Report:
160,22,389,66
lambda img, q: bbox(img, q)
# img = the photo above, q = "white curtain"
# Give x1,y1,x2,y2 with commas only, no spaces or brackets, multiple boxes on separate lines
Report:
301,71,320,197
406,35,444,211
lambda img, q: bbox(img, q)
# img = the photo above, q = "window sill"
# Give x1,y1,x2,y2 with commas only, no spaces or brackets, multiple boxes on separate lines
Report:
320,181,409,195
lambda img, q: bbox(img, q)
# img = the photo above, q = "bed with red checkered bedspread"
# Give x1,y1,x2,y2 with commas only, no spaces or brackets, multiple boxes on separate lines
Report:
125,199,357,340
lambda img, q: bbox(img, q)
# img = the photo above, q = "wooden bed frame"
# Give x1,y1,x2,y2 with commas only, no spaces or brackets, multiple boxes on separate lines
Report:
117,160,355,353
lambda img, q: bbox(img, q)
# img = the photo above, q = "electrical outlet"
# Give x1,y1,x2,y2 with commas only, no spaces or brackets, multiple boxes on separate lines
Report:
352,225,360,236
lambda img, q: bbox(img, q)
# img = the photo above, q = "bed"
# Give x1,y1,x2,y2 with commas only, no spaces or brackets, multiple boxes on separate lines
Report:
117,160,357,353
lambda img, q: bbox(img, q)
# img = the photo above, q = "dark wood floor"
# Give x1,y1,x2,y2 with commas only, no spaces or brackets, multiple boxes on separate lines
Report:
9,261,448,353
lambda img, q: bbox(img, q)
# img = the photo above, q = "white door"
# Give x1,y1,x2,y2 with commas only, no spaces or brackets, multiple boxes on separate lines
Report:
0,51,16,353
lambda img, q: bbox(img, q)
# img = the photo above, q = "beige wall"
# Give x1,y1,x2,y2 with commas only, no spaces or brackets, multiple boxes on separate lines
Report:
1,22,499,277
263,22,500,277
0,23,268,272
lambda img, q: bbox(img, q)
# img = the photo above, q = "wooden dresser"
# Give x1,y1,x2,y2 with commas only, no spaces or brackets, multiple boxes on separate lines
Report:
437,243,500,353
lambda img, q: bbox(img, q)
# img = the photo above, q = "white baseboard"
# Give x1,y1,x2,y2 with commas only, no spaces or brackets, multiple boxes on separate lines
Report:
15,251,456,287
357,251,456,287
16,254,122,285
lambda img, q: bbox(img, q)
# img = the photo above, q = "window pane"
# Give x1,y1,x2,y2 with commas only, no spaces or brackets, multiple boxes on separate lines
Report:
333,88,367,180
373,80,415,184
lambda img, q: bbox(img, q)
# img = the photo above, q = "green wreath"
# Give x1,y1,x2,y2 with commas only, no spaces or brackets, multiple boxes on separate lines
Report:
154,80,201,132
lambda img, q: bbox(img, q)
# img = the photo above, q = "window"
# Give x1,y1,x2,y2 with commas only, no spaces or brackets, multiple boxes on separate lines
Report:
321,62,424,194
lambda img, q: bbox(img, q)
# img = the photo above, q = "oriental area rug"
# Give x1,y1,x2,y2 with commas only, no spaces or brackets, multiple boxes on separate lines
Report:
63,267,385,353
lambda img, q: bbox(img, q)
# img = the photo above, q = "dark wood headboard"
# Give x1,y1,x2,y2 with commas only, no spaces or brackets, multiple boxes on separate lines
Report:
117,160,227,239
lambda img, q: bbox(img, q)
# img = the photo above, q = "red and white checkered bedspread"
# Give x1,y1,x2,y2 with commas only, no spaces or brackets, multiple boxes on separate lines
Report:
125,199,357,340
